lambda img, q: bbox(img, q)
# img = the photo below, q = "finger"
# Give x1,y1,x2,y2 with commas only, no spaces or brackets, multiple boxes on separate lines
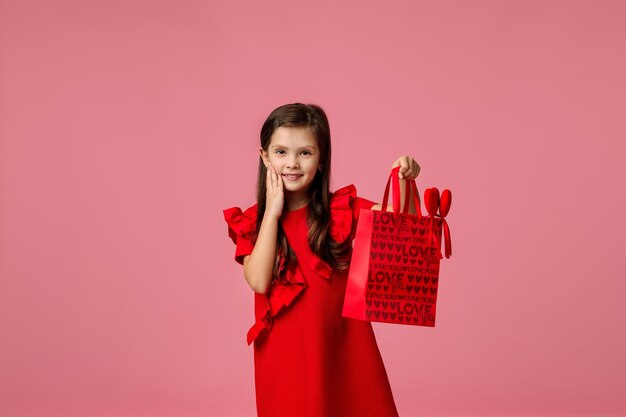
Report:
403,159,420,179
400,169,413,179
402,157,412,172
268,164,276,188
271,165,278,188
276,170,283,189
403,167,418,180
398,159,409,178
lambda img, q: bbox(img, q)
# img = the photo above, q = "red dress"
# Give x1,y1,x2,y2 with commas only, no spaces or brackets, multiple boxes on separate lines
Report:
223,184,399,417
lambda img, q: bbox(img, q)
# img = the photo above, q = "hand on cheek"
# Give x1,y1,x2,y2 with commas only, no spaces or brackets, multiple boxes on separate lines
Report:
265,162,284,218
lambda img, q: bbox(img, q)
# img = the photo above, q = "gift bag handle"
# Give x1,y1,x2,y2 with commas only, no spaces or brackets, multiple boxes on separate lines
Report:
381,166,422,217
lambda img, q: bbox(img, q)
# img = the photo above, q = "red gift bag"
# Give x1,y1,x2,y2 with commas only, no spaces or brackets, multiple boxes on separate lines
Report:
342,166,452,326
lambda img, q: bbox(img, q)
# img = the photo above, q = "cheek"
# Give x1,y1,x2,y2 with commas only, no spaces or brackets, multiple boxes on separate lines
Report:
269,158,282,172
266,155,281,167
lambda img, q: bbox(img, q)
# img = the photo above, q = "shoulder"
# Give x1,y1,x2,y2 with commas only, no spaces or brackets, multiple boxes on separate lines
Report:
328,184,375,242
224,203,258,217
223,203,258,242
330,184,376,211
330,184,356,204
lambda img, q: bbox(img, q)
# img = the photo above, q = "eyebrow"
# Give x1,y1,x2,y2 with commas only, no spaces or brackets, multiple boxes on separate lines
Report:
270,144,317,150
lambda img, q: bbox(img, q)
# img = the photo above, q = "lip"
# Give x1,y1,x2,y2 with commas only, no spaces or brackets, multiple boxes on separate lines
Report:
282,173,303,181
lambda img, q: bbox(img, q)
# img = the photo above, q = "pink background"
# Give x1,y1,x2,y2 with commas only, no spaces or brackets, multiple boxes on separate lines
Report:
1,1,625,416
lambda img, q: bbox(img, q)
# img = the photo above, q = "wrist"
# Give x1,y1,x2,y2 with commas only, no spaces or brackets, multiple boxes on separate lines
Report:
263,209,281,222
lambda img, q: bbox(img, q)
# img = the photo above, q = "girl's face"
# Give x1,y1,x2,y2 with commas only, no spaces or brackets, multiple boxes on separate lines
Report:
260,126,322,200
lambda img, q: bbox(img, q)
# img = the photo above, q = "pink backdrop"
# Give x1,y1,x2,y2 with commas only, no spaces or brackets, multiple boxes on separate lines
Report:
1,1,625,416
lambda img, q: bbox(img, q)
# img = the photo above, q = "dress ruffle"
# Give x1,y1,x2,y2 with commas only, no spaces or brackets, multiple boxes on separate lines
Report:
223,184,360,345
223,205,258,244
247,259,308,345
328,184,357,243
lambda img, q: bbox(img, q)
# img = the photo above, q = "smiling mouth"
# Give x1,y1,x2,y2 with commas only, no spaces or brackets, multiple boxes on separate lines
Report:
282,174,303,181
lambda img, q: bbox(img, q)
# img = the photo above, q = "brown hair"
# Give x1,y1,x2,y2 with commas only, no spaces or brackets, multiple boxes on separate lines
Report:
255,103,352,283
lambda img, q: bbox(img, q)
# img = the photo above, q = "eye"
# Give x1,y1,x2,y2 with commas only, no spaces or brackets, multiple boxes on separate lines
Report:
274,149,286,155
301,150,313,156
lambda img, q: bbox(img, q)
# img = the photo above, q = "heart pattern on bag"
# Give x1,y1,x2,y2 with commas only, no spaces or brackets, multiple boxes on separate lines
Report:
364,210,444,327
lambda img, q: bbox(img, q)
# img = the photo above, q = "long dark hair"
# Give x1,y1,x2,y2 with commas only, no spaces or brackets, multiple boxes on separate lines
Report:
255,103,352,283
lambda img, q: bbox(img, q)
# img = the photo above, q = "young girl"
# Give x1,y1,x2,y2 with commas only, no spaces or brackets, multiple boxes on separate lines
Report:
223,103,420,417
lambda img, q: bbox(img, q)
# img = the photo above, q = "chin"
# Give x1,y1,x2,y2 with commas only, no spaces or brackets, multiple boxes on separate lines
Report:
284,181,312,194
284,185,306,193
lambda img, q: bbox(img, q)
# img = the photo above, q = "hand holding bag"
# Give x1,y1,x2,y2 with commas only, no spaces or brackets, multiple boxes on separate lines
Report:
342,166,452,326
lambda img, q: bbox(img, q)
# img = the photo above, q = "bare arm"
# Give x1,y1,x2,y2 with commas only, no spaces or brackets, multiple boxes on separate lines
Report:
371,156,421,214
241,162,284,294
241,214,278,294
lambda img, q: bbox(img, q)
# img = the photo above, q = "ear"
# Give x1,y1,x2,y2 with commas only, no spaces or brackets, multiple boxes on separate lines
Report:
259,147,268,167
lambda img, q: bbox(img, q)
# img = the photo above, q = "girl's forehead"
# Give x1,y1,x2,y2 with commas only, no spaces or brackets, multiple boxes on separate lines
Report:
270,126,317,147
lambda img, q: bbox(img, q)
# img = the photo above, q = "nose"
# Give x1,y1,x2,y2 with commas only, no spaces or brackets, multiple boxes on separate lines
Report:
286,155,299,169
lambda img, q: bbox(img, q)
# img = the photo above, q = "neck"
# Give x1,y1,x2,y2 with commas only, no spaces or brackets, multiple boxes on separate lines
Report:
285,190,309,211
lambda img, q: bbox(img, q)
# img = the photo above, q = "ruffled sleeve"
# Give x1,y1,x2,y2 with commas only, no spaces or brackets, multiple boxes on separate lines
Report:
223,204,258,265
329,184,376,243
